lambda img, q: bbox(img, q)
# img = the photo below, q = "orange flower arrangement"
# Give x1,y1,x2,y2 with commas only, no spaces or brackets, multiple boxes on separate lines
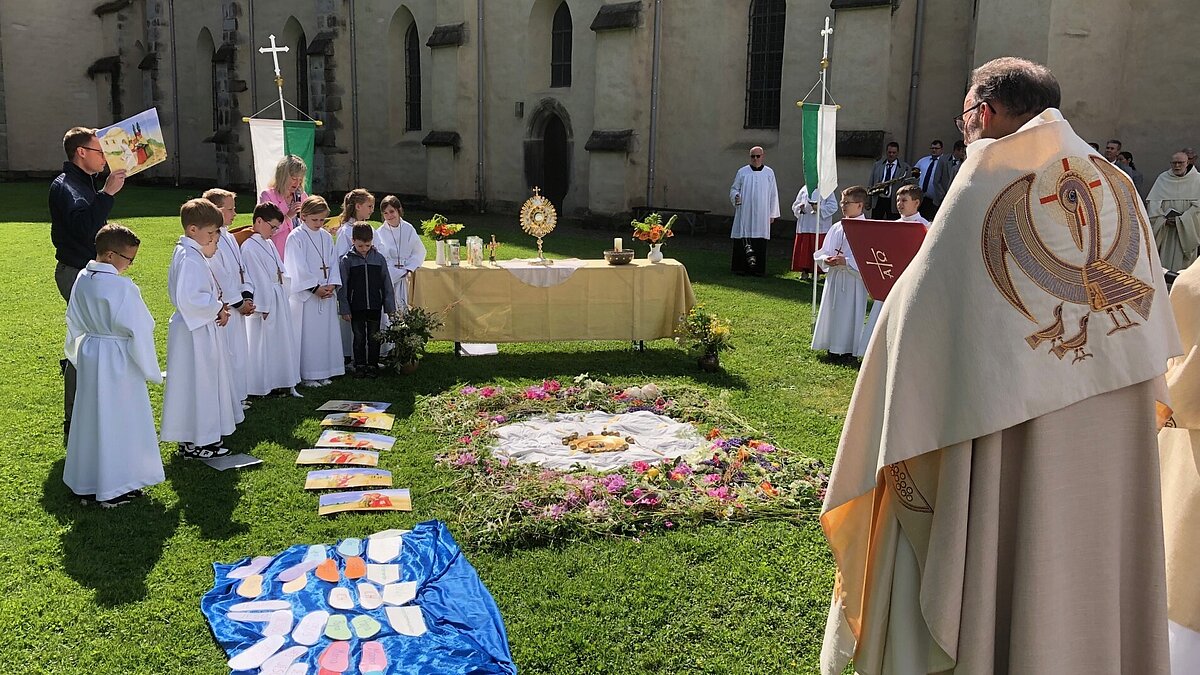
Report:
631,212,677,244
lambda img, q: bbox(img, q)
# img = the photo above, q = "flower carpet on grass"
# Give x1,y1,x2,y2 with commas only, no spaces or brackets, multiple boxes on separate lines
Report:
425,376,830,549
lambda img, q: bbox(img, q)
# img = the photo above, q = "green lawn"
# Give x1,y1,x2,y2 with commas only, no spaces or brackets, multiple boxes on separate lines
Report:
0,181,858,673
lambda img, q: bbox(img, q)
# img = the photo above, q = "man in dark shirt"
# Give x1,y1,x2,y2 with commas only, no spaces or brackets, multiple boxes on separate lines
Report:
49,126,126,440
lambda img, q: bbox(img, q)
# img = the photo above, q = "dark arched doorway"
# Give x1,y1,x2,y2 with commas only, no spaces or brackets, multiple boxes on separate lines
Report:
542,114,569,212
524,99,573,214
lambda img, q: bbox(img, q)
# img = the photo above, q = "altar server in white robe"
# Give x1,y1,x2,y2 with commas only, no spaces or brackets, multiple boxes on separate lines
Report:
332,189,375,366
857,185,931,355
791,184,838,277
729,145,780,276
1147,152,1200,272
812,186,869,359
160,199,244,458
376,195,425,314
63,224,164,506
203,189,253,406
285,195,345,386
240,202,301,396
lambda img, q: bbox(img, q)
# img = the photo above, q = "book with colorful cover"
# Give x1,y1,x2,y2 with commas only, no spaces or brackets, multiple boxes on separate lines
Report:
316,400,392,413
318,489,412,516
295,448,380,467
320,411,396,431
315,430,396,451
96,108,168,176
305,468,393,490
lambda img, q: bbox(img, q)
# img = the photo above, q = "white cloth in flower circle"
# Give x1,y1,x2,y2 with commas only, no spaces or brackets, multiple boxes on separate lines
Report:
490,410,707,471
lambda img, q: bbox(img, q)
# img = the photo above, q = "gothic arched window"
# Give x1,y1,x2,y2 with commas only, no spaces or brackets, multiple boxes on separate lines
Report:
405,23,422,130
551,2,572,88
745,0,786,129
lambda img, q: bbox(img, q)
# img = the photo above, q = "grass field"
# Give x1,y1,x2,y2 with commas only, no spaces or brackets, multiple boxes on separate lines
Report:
0,181,858,673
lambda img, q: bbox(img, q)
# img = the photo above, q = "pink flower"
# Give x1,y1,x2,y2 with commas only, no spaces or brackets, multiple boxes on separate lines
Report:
518,499,535,510
542,379,561,393
586,499,609,514
479,386,499,398
460,386,478,395
706,486,731,500
601,474,627,493
523,386,549,400
702,474,722,484
631,487,645,499
499,457,511,468
667,463,694,480
454,453,478,467
546,503,567,520
631,461,651,474
664,519,674,528
457,435,472,445
491,415,507,424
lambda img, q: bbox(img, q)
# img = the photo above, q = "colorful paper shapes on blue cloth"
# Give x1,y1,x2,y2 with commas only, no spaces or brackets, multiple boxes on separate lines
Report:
203,520,516,674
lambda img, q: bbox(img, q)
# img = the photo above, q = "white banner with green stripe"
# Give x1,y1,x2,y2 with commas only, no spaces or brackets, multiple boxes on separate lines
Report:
247,118,315,197
801,103,838,200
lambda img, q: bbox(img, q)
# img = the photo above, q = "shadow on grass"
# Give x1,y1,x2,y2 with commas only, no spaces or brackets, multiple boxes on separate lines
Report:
165,452,249,540
40,459,181,607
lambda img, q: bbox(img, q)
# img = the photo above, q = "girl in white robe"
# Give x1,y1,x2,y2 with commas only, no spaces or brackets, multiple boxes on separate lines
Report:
812,201,868,357
285,196,345,385
161,201,245,456
204,189,253,406
63,226,164,505
333,189,376,365
375,195,426,315
241,205,301,396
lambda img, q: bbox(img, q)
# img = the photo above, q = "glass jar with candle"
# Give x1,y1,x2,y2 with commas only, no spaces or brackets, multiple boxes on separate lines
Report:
448,239,461,266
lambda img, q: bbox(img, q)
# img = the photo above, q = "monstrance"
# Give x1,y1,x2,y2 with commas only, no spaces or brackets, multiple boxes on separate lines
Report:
519,187,558,266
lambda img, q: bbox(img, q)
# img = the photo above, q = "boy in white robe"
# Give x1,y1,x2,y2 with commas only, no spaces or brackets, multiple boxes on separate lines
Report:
285,195,345,386
333,189,375,368
812,186,869,360
161,199,244,458
240,202,302,397
203,188,254,408
375,195,425,315
858,185,931,354
63,224,164,507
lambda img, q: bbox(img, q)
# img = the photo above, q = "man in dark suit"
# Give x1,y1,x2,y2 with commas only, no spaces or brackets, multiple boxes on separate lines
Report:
914,139,953,220
867,142,912,220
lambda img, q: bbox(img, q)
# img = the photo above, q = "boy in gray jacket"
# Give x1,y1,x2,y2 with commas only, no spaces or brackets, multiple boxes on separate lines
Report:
337,223,396,375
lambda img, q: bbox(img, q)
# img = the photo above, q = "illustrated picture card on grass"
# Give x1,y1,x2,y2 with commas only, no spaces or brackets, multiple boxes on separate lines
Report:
320,411,396,431
317,400,392,413
296,448,380,467
96,108,168,176
316,430,396,451
318,489,412,516
305,468,393,490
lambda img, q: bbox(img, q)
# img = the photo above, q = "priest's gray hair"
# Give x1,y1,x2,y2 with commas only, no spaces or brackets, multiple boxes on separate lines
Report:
969,57,1061,118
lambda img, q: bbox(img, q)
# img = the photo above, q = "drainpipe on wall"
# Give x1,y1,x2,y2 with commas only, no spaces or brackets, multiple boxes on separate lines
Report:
902,0,927,165
349,0,360,186
168,0,181,185
476,0,485,212
247,0,256,113
645,0,662,207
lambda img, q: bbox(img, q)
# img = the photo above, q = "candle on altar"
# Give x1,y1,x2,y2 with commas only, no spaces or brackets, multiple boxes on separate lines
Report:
614,237,622,251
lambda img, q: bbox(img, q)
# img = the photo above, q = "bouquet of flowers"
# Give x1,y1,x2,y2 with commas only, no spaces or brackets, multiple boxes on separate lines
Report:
675,305,734,357
630,212,677,244
421,214,465,240
378,306,444,369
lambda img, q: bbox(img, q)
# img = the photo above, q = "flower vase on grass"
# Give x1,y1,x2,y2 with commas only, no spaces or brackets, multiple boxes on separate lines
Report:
421,214,465,266
674,305,734,371
631,213,676,263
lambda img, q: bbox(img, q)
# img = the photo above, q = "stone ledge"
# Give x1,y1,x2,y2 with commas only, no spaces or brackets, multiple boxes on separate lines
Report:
427,23,466,48
585,129,634,152
421,131,462,150
590,2,642,32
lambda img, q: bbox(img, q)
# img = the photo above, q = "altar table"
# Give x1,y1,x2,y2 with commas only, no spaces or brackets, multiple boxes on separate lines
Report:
410,259,695,343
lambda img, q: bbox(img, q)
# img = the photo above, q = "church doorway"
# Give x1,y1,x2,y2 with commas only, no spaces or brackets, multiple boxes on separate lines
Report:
524,99,573,213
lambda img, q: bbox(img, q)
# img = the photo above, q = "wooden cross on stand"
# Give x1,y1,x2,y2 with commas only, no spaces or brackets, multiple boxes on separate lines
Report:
259,34,290,120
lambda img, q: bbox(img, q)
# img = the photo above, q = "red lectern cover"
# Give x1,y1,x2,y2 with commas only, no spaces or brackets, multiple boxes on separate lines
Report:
841,219,928,300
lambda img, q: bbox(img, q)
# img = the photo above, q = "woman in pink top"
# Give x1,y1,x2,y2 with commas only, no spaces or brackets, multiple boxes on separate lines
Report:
259,154,308,258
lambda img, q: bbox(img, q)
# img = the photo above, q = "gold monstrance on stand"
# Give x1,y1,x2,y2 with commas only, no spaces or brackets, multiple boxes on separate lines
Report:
520,187,558,266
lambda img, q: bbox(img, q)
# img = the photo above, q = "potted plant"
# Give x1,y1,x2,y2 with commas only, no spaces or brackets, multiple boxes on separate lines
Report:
378,306,444,374
631,212,677,262
421,214,465,265
674,305,734,371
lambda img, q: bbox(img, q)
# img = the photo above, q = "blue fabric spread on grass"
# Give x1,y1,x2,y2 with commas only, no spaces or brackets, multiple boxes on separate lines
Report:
202,520,516,674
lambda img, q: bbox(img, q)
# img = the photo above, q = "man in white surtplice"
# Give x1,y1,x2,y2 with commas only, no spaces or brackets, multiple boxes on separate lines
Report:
160,199,244,459
1147,152,1200,273
63,224,164,508
811,186,869,360
729,145,780,276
